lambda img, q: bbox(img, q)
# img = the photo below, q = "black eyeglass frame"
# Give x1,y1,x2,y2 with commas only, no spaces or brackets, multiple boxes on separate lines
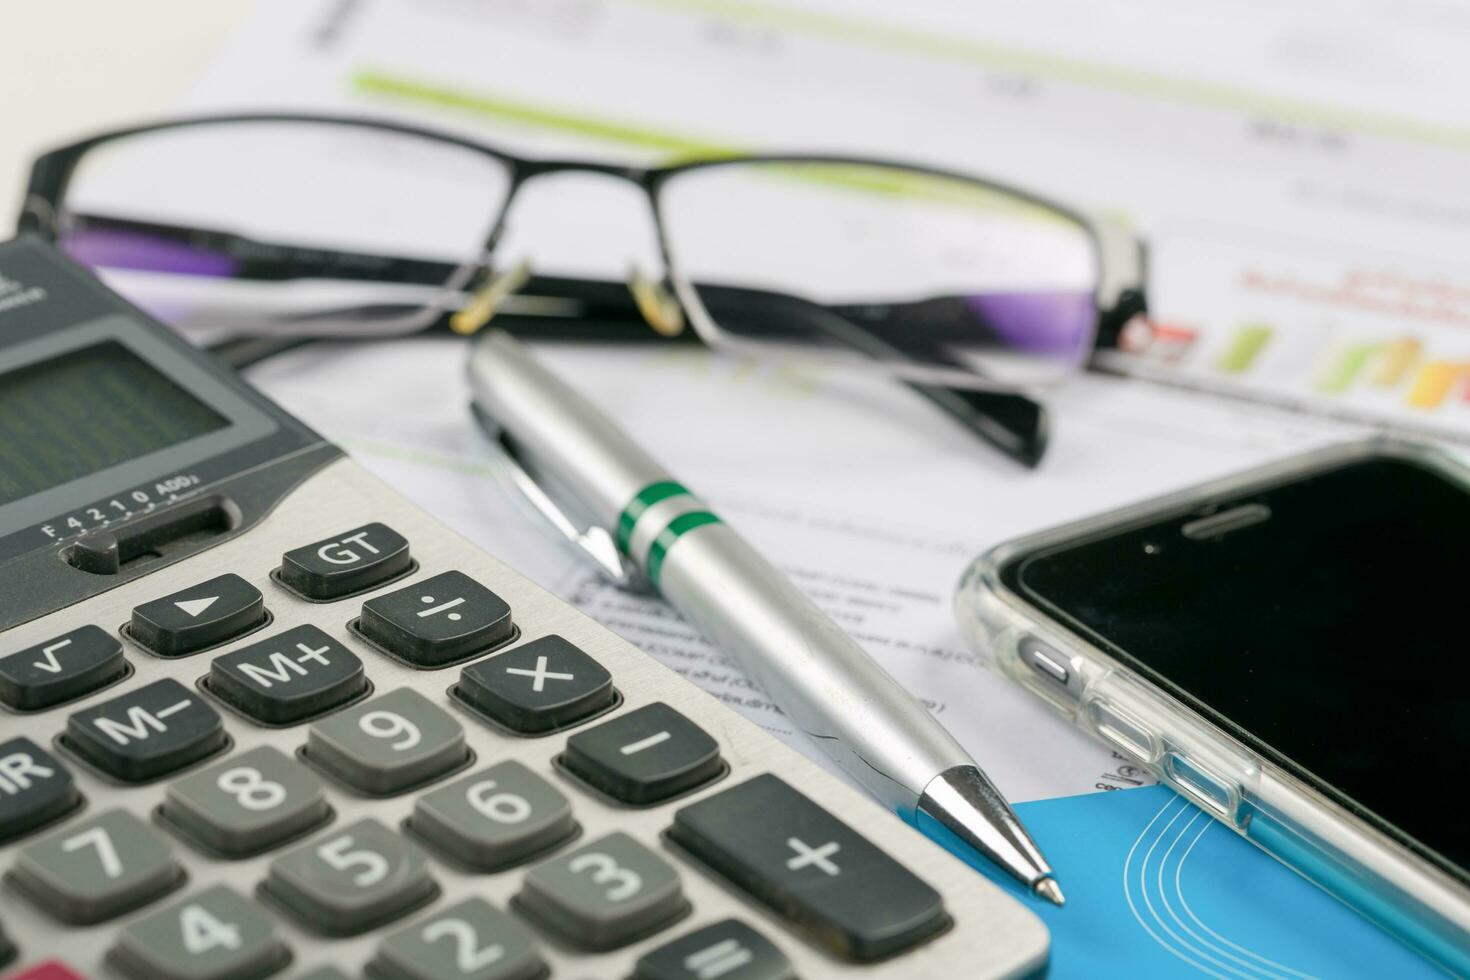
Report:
18,112,1149,465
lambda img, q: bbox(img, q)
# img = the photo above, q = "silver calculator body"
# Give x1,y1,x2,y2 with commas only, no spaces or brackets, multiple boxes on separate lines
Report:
0,238,1048,978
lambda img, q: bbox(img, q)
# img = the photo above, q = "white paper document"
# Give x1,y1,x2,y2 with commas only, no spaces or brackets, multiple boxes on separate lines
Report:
173,0,1470,805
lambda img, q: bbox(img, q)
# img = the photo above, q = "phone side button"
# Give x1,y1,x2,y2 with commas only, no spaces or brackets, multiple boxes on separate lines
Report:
1086,699,1157,763
1166,753,1236,820
1019,636,1076,695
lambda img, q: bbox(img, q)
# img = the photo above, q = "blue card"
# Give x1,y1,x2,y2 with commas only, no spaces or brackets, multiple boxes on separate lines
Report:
964,786,1442,978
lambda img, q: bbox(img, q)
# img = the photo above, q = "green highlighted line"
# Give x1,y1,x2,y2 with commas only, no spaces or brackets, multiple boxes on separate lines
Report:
355,71,736,160
633,0,1470,152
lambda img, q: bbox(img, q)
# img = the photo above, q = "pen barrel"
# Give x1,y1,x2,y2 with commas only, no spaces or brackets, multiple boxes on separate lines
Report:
468,332,668,528
658,520,973,816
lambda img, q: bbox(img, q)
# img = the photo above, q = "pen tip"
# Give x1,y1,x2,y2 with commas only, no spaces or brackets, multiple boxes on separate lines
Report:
1033,877,1066,907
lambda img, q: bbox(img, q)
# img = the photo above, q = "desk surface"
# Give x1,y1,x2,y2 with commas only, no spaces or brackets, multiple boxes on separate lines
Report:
1,2,252,226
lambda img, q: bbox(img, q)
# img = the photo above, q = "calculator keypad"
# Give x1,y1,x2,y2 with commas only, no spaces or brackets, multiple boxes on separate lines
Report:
411,761,577,871
263,817,436,935
208,625,367,725
516,831,688,950
128,574,267,658
109,884,289,980
371,897,547,980
0,521,985,978
305,687,467,795
162,745,330,857
11,808,182,924
0,625,127,710
65,678,228,782
358,571,514,667
0,737,80,843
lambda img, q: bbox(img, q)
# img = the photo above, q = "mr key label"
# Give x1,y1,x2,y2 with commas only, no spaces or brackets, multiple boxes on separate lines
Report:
357,570,515,667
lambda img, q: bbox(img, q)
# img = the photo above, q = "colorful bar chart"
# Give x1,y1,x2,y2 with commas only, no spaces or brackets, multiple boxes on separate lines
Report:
1214,323,1274,374
1316,343,1376,394
1406,361,1465,409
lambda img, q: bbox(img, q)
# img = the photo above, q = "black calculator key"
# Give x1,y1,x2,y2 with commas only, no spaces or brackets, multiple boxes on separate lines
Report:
667,773,949,962
634,919,794,980
561,702,722,805
129,573,266,657
358,570,514,667
0,737,80,843
456,635,614,734
208,624,366,724
65,678,227,782
278,522,412,601
0,625,127,710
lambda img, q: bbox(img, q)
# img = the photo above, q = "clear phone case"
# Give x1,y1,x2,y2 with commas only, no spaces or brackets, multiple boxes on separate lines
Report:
955,438,1470,973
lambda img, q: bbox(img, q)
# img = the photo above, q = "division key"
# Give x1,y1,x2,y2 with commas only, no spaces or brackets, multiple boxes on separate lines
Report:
667,773,949,962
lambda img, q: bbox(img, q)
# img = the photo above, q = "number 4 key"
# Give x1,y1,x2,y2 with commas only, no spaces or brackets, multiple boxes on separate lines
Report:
108,884,289,980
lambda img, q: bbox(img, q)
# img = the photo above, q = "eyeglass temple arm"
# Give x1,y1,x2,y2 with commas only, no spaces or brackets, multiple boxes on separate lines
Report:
694,285,1048,465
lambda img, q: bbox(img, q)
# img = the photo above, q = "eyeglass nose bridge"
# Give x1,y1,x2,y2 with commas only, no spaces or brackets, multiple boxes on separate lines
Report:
459,159,686,338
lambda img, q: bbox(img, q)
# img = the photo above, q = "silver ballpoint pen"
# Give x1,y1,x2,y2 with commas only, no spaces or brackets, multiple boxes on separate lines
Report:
466,330,1064,906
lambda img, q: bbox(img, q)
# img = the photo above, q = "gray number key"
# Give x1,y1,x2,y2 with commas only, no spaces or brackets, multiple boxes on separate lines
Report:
515,831,687,950
306,687,467,795
162,745,330,856
411,761,577,871
370,897,546,980
109,883,290,980
263,817,436,936
10,807,183,924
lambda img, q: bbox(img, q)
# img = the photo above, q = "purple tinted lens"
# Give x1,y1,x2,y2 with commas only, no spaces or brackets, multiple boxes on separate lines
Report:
61,226,239,278
964,290,1095,360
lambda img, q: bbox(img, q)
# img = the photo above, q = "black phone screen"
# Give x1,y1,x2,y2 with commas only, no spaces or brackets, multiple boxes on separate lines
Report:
1006,454,1470,883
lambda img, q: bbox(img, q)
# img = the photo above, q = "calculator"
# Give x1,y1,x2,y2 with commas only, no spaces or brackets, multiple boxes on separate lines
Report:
0,237,1048,979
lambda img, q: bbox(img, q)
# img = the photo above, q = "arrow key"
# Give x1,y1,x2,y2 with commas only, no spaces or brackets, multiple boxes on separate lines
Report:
128,573,267,657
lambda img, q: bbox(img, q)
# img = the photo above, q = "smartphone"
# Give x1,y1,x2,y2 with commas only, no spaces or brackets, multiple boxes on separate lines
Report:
956,440,1470,973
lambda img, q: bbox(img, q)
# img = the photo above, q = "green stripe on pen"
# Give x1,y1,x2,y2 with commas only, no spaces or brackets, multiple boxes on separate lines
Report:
646,510,723,589
616,480,694,554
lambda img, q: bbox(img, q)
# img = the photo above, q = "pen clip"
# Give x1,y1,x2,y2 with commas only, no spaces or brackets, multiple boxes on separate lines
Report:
469,401,649,592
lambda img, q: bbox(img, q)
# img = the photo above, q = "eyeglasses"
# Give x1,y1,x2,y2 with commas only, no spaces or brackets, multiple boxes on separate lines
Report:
18,113,1148,465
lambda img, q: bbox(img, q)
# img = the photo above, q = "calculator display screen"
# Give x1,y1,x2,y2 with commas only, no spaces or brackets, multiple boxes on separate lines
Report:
0,341,229,506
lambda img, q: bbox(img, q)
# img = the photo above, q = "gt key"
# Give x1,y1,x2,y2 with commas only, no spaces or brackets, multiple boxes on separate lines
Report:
65,678,227,782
